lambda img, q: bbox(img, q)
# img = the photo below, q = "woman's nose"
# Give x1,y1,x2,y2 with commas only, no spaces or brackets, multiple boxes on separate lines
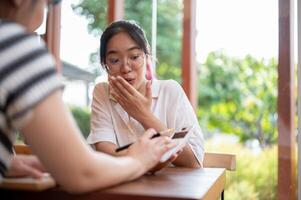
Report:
120,59,132,73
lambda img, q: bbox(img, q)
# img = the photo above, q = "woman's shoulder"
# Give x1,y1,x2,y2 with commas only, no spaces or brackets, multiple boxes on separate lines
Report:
95,81,109,87
155,79,184,100
0,20,50,60
0,20,41,45
93,82,110,97
0,20,26,35
157,79,183,92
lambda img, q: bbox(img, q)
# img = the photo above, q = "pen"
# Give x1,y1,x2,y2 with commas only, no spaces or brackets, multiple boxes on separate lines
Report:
115,129,174,152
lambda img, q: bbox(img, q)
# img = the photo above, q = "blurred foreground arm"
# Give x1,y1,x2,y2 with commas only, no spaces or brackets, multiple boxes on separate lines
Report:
21,91,173,193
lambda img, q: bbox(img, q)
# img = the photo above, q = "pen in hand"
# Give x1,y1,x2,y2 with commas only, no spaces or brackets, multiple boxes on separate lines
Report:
115,129,174,152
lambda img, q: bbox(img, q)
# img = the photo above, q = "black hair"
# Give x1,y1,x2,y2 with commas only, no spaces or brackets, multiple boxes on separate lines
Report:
99,20,150,68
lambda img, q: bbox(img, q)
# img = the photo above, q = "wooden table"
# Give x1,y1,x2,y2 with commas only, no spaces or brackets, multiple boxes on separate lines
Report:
0,167,226,200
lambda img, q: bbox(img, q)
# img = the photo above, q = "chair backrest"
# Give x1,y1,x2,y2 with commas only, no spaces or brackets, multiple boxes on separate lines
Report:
203,152,236,171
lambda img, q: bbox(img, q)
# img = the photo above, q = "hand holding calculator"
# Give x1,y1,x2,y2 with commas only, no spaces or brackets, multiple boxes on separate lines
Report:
160,125,193,162
114,126,193,163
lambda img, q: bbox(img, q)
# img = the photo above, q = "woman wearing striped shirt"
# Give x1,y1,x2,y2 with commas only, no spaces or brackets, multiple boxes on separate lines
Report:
0,0,175,193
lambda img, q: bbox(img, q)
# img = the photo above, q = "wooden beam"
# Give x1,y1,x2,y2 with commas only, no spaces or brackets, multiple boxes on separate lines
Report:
45,2,62,72
181,0,197,110
278,0,296,199
298,0,301,197
107,0,124,24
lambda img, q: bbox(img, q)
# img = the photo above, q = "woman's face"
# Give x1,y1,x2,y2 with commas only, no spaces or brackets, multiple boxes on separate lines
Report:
105,32,147,90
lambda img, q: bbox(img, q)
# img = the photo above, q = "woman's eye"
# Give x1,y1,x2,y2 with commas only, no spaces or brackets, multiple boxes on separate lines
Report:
108,58,119,65
131,55,140,61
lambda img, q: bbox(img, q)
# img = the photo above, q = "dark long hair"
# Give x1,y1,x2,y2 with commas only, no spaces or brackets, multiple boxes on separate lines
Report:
99,20,150,69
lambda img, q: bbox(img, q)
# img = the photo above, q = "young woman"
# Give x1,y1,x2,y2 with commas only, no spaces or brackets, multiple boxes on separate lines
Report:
0,0,174,193
87,20,205,168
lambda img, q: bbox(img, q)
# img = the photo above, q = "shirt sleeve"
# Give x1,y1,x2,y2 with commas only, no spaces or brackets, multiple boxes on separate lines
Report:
3,43,64,130
86,83,117,147
167,80,205,165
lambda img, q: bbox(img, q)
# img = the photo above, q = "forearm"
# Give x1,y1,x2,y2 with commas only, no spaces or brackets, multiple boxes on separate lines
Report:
172,144,200,168
138,113,166,132
25,120,143,193
61,151,145,193
95,142,128,157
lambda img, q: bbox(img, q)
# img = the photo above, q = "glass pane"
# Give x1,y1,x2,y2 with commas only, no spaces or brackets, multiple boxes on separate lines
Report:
196,0,279,199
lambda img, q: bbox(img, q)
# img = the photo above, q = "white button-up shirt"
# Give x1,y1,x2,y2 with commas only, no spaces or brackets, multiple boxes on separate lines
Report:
87,79,205,163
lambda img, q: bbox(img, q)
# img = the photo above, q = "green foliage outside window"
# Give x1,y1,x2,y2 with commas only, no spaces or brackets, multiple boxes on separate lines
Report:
69,106,91,139
198,51,277,147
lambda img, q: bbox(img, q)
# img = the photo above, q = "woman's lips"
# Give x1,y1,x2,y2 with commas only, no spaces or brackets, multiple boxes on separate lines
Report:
124,78,135,85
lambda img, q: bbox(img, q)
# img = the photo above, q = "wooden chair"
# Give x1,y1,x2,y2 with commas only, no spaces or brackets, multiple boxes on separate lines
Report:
202,152,236,200
203,152,236,171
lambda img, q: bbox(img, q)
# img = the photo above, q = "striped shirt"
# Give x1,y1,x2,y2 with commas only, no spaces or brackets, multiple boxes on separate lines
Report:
0,20,63,181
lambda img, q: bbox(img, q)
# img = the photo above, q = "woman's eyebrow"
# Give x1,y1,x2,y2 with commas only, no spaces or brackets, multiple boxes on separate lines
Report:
106,46,141,56
127,46,141,52
106,50,118,56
